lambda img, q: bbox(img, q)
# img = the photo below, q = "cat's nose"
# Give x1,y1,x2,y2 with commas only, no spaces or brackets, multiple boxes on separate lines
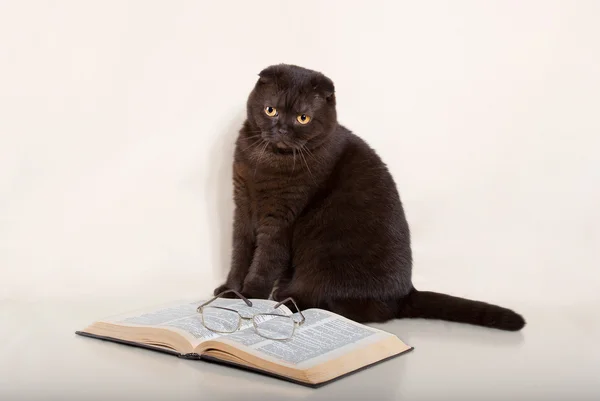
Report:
278,128,289,136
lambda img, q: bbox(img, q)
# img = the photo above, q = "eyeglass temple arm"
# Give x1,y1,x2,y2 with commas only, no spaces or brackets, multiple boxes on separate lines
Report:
199,289,252,309
274,297,306,325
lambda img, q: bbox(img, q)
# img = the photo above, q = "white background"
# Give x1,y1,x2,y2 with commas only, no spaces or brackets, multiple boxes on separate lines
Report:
2,2,600,400
1,0,599,311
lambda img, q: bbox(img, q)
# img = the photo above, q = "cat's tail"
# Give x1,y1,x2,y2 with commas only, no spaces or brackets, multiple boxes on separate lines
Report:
397,288,525,331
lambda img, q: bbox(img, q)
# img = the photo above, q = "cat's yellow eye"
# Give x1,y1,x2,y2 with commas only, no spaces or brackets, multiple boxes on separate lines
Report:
297,114,311,124
264,106,277,117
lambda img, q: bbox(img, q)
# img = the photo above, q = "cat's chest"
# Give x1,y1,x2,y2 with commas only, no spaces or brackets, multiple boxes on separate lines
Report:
247,179,308,228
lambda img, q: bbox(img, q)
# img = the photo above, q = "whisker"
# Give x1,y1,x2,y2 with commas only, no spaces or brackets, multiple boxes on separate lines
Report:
298,147,316,185
254,140,269,177
240,134,264,143
244,134,263,139
301,144,318,162
291,148,296,177
240,138,263,152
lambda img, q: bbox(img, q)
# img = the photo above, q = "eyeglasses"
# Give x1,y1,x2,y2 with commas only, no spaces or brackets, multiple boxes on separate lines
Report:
196,289,305,341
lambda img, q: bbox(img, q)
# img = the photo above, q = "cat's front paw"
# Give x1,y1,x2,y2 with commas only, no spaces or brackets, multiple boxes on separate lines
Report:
271,285,292,302
213,283,241,298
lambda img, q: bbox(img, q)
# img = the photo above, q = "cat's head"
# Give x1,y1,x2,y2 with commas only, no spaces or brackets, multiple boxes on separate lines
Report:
245,64,337,154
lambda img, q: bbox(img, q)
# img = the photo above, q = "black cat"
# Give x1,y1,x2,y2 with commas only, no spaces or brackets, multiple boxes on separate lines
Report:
214,63,525,331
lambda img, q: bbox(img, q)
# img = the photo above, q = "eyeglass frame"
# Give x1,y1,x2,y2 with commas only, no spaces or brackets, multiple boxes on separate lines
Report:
196,289,306,340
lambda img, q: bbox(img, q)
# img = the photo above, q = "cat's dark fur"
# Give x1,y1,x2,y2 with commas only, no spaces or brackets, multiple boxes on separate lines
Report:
214,64,525,331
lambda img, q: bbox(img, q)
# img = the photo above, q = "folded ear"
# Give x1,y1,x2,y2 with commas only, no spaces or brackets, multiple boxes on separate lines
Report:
257,65,284,84
310,74,335,100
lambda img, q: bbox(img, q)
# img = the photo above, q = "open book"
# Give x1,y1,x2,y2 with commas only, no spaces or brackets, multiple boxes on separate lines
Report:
76,297,413,387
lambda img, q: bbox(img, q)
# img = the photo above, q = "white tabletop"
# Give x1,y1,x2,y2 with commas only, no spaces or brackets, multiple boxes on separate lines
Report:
1,298,598,401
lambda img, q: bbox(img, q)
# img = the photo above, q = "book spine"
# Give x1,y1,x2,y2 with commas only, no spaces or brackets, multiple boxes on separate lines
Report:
180,353,202,360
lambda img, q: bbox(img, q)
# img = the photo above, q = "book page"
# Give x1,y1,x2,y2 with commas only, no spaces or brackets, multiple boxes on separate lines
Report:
104,298,291,346
216,308,393,369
